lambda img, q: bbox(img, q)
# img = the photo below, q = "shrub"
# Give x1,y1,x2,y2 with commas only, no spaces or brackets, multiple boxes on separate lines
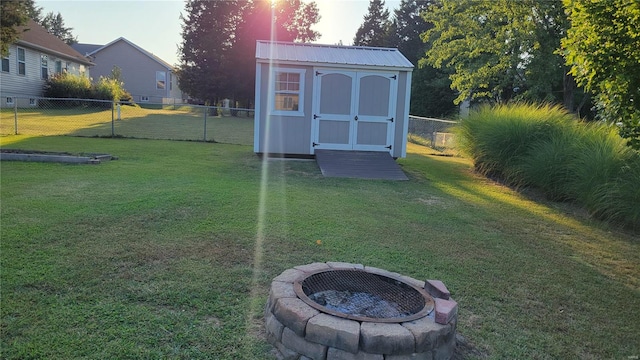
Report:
43,73,133,104
93,76,124,101
44,73,92,99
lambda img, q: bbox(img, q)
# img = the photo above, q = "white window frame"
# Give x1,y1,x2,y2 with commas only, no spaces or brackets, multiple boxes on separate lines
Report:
140,96,149,102
55,60,62,74
269,68,305,117
41,54,48,79
156,71,166,90
29,98,37,106
1,56,9,73
17,47,25,75
6,97,14,105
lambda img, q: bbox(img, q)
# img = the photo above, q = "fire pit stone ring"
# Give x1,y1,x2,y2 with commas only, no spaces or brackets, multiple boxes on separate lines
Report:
265,262,457,359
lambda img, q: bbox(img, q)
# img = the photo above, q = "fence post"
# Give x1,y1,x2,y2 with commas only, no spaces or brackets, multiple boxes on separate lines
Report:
111,101,115,137
13,99,18,135
203,106,208,141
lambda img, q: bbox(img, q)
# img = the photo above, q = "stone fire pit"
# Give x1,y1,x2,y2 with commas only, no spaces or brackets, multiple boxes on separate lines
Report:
265,262,458,359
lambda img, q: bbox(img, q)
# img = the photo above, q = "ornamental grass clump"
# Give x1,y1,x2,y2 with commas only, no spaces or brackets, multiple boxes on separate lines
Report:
456,103,574,186
456,103,639,228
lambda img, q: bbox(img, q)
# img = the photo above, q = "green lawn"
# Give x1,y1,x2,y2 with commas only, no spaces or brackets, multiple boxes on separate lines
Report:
1,136,638,359
0,106,254,145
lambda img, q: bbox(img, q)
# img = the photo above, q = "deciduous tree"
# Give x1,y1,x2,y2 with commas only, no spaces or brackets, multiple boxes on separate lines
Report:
0,0,29,57
562,0,640,149
422,0,575,109
386,0,456,117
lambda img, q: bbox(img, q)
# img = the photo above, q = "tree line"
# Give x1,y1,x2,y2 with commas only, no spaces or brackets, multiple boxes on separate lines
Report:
352,0,638,149
1,0,77,53
1,0,637,148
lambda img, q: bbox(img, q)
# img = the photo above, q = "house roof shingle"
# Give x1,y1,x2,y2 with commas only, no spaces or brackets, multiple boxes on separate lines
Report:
15,19,93,66
71,43,102,56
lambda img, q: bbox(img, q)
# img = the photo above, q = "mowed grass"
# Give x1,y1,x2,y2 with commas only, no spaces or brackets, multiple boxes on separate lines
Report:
0,106,254,145
1,135,638,359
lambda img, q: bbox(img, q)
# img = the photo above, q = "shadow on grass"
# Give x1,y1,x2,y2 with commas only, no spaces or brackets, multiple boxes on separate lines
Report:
67,112,255,145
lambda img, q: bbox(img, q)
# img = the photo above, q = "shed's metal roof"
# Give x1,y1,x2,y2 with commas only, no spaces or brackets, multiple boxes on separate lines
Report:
256,41,414,70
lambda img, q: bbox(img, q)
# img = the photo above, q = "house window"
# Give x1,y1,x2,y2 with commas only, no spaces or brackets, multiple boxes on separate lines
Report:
41,55,48,79
64,62,70,72
17,47,25,75
29,98,36,106
6,97,14,105
271,68,305,116
2,56,8,72
156,71,166,90
55,60,62,74
141,96,149,102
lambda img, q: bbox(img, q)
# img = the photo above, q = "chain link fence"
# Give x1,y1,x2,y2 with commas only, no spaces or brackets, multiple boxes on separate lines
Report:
1,96,458,151
408,115,458,150
0,96,254,145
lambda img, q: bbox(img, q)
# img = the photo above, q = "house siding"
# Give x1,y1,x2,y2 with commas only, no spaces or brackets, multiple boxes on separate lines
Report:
88,40,181,103
0,44,89,106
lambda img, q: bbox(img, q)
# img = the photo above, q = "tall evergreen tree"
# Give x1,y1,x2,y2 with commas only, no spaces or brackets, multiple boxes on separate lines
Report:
386,0,430,65
177,0,240,105
386,0,457,117
353,0,391,47
22,0,42,22
41,11,77,45
178,0,320,106
230,0,319,106
0,0,29,57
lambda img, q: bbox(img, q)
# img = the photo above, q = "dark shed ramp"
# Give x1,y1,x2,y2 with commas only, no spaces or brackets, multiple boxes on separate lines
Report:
315,150,408,180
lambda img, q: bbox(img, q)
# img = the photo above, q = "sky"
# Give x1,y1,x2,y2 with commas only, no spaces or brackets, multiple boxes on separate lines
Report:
38,0,401,66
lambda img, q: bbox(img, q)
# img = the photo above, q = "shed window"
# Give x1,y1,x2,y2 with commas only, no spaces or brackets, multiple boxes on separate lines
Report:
17,48,25,75
271,69,305,116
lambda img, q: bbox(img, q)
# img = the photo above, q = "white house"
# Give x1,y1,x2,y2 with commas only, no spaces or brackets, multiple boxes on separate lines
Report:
0,19,93,107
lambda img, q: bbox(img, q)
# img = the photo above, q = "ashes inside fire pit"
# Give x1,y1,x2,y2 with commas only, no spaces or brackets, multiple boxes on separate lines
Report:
295,268,433,322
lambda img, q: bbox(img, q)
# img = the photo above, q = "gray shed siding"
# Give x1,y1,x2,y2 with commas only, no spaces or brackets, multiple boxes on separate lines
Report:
255,63,313,155
254,41,413,158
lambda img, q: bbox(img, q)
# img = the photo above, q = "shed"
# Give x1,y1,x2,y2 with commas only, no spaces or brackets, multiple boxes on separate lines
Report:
254,41,414,158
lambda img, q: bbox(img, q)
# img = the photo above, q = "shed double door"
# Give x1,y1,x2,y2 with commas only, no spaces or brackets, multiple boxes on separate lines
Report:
311,69,398,153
